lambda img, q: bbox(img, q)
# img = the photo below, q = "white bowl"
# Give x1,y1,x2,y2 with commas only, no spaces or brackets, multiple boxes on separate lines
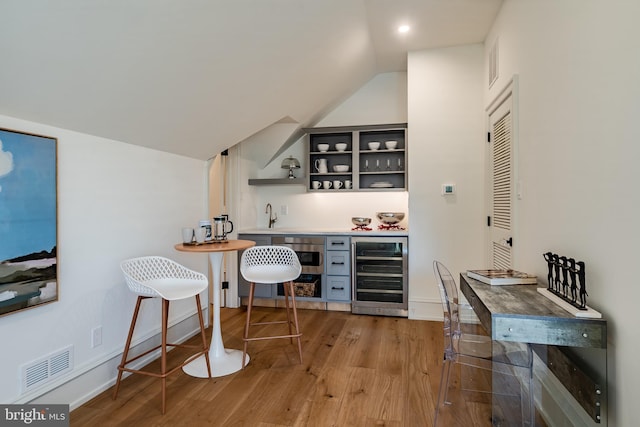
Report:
385,140,398,150
335,143,348,151
368,141,380,150
317,143,329,152
333,165,350,173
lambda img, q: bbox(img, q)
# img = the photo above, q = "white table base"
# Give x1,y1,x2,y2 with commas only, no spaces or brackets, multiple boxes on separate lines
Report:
182,349,249,378
183,250,248,378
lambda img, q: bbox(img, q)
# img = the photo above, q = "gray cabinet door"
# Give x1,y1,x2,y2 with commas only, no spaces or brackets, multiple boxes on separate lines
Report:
326,276,350,301
327,251,350,276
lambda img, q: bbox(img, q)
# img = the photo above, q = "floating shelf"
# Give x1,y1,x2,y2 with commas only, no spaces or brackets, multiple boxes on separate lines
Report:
248,178,306,186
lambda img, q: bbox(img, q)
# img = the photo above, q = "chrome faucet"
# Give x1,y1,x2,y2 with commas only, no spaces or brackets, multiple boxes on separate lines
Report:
265,203,277,228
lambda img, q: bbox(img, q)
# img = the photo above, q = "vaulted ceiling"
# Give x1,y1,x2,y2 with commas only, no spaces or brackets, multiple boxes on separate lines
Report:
0,0,502,160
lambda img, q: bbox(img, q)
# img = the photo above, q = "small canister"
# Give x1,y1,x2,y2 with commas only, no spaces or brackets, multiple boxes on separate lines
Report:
198,220,212,241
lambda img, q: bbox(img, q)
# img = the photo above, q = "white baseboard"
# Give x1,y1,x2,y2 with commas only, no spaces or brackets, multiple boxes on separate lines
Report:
408,297,443,321
24,308,208,411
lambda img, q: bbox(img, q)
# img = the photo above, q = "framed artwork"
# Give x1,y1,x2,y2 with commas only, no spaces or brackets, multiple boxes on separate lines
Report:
0,127,58,317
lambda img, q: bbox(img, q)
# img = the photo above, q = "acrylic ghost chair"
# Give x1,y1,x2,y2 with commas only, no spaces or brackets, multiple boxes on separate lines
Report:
113,256,211,414
240,246,303,368
433,261,535,426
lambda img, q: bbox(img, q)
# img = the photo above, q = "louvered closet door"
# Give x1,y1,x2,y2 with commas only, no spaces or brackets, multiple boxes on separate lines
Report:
488,95,515,269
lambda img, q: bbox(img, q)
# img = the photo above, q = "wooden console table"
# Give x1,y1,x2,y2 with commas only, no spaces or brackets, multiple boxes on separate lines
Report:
460,273,607,425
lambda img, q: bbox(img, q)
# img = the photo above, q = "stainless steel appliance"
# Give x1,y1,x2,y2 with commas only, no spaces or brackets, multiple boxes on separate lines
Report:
351,236,408,317
272,236,325,298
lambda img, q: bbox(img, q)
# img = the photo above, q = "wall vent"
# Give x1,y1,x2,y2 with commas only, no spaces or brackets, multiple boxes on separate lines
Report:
21,345,73,393
489,37,499,87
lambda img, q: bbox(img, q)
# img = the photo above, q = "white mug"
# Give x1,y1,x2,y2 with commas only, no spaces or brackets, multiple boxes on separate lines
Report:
333,180,343,189
194,227,207,243
182,227,194,243
198,219,212,241
344,180,352,189
312,181,321,190
322,180,333,190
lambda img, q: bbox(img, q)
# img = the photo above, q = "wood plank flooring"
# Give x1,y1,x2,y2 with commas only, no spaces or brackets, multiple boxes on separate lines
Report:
69,307,458,426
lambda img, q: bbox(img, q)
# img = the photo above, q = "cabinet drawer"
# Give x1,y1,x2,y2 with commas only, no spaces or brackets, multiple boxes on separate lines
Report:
326,276,350,301
326,236,350,249
327,251,350,275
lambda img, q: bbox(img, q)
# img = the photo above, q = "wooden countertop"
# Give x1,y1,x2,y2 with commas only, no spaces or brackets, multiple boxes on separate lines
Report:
174,239,255,253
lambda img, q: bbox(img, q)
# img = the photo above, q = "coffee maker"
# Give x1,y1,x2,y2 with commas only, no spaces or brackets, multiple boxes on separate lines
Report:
213,214,234,241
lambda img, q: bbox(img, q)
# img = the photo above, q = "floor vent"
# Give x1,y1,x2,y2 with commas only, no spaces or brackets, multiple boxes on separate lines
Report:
21,345,73,393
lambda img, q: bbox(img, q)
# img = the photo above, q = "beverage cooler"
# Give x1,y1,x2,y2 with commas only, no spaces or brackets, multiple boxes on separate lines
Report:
351,236,408,317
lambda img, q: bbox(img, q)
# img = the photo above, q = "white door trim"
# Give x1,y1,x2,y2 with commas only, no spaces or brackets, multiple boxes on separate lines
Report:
485,75,520,267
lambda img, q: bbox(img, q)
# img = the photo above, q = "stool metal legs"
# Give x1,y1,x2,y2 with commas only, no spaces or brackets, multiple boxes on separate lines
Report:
113,295,211,414
242,280,303,368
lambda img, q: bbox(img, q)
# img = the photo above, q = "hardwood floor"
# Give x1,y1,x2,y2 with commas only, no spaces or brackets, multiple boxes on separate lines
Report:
71,307,443,426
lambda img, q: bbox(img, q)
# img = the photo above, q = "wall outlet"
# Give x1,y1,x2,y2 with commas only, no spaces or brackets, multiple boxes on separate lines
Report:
91,326,102,348
281,205,288,215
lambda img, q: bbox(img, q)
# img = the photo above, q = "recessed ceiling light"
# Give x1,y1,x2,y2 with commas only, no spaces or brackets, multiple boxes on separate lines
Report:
398,25,410,34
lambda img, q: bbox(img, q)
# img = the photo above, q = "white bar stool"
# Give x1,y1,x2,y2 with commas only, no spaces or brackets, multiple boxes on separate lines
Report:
113,256,211,414
240,246,303,368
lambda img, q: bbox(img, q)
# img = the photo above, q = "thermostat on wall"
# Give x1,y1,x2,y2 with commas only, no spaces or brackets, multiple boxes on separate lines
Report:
441,184,455,195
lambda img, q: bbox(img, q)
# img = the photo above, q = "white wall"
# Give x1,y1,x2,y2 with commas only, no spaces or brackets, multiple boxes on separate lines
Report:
406,44,486,320
316,72,408,127
0,114,208,407
235,72,409,232
485,1,640,425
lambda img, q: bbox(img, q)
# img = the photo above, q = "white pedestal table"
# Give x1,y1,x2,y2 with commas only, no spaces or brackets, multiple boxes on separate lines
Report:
174,239,255,377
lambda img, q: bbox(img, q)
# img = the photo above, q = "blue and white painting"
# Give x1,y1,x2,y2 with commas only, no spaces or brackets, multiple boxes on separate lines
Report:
0,128,57,317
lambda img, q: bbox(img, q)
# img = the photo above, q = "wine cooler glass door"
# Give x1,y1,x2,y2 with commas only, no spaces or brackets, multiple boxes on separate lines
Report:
351,237,408,317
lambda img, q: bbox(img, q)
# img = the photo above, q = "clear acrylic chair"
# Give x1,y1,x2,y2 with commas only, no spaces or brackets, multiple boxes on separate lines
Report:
240,246,303,368
113,256,211,414
433,261,534,426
